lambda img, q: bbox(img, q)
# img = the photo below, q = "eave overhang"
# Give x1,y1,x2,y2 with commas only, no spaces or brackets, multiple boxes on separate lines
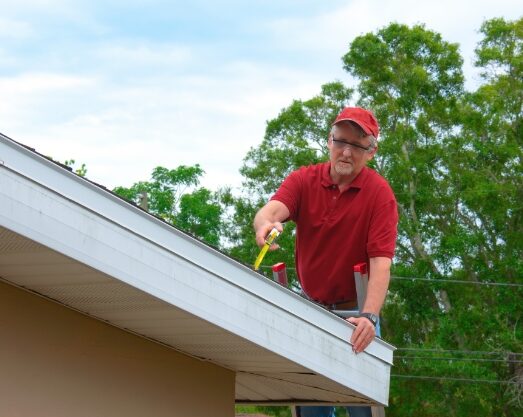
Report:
0,133,395,405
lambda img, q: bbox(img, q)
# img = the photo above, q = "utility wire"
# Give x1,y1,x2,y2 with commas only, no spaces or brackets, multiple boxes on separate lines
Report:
394,355,523,363
391,374,518,384
396,348,523,356
257,264,522,383
258,265,523,288
391,276,522,288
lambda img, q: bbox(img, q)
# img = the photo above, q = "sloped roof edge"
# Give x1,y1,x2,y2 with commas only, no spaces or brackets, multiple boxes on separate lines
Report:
0,132,395,405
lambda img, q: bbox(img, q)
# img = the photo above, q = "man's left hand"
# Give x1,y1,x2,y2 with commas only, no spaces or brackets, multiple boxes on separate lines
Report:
347,316,375,353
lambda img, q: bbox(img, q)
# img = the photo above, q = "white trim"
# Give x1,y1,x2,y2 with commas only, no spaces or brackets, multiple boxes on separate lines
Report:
0,134,395,405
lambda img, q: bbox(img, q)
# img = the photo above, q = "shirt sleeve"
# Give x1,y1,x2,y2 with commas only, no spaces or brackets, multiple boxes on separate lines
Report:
270,169,302,222
367,185,398,259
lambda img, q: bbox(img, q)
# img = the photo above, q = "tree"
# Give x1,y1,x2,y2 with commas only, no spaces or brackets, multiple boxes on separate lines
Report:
225,82,354,284
113,165,224,247
241,81,353,196
343,22,464,287
232,19,522,417
446,17,523,412
114,165,204,222
177,187,223,246
341,20,522,416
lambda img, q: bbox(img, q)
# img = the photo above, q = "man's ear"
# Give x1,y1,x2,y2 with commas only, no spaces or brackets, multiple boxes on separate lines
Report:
367,146,378,161
327,135,333,150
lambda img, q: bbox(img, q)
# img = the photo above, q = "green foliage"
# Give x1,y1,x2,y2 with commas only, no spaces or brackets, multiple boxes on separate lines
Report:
63,159,87,177
343,23,465,276
177,187,223,246
231,18,522,417
225,82,354,286
235,405,291,417
105,17,521,417
241,81,353,197
114,165,204,223
113,164,224,247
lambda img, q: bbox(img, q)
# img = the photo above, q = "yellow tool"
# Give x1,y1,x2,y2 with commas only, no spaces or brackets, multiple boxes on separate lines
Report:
253,227,281,271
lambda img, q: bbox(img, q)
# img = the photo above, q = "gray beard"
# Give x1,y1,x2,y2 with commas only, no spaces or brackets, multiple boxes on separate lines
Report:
334,161,353,177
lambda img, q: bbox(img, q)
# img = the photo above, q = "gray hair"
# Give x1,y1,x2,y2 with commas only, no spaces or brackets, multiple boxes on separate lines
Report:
330,122,377,150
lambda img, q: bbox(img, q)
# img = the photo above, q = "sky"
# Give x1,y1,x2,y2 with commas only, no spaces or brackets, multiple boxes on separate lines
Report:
0,0,520,192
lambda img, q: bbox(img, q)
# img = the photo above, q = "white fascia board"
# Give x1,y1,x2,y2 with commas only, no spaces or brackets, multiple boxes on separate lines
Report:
0,135,394,404
0,135,394,362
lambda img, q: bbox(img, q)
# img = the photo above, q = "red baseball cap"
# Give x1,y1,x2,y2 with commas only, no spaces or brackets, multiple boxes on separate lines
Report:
332,107,380,139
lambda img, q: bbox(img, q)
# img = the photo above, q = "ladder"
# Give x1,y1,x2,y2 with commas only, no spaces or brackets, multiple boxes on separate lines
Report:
272,263,385,417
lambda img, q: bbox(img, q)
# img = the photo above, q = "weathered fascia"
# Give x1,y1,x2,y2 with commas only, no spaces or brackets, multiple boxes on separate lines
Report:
0,134,395,405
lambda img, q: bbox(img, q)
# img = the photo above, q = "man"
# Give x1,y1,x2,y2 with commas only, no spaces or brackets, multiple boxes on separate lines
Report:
253,107,398,417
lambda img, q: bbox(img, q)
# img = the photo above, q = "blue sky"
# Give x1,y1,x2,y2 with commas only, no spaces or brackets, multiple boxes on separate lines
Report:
1,0,520,191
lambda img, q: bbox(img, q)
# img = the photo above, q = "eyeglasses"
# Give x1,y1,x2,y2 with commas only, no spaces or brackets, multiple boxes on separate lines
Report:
331,136,373,154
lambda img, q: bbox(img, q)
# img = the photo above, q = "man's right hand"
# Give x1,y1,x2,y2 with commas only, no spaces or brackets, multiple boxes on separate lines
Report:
255,222,284,250
253,200,290,250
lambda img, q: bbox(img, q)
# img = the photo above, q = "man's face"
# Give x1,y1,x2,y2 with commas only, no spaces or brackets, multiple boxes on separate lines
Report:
327,122,376,181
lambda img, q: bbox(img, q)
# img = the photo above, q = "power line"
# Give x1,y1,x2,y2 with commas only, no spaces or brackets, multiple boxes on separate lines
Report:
395,355,523,364
391,374,518,384
257,265,523,288
391,276,523,288
396,348,523,356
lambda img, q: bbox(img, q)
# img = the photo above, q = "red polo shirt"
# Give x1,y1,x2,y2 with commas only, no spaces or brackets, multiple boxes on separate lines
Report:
271,162,398,304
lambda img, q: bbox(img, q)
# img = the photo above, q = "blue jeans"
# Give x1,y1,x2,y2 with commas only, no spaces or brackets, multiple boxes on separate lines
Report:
297,320,381,417
296,405,372,417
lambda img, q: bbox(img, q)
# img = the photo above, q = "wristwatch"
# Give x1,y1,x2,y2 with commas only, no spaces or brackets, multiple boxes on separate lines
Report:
359,312,378,327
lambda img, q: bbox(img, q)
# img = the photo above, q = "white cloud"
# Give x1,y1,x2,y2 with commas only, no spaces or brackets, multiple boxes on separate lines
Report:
1,0,71,8
0,59,325,191
0,17,33,39
0,72,94,93
264,0,521,89
0,48,19,67
0,0,110,36
0,72,97,131
1,0,520,193
93,42,194,68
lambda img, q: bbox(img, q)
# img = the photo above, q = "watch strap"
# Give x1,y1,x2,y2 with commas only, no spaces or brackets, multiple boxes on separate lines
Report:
359,312,378,326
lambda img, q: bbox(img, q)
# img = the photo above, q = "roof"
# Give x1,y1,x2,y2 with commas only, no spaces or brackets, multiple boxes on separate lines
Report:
0,132,395,406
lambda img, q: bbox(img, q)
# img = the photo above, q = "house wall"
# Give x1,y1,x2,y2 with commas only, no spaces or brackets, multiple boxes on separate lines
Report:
0,281,235,417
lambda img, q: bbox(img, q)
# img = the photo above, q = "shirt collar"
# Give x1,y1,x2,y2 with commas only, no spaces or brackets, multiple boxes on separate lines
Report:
321,162,368,190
